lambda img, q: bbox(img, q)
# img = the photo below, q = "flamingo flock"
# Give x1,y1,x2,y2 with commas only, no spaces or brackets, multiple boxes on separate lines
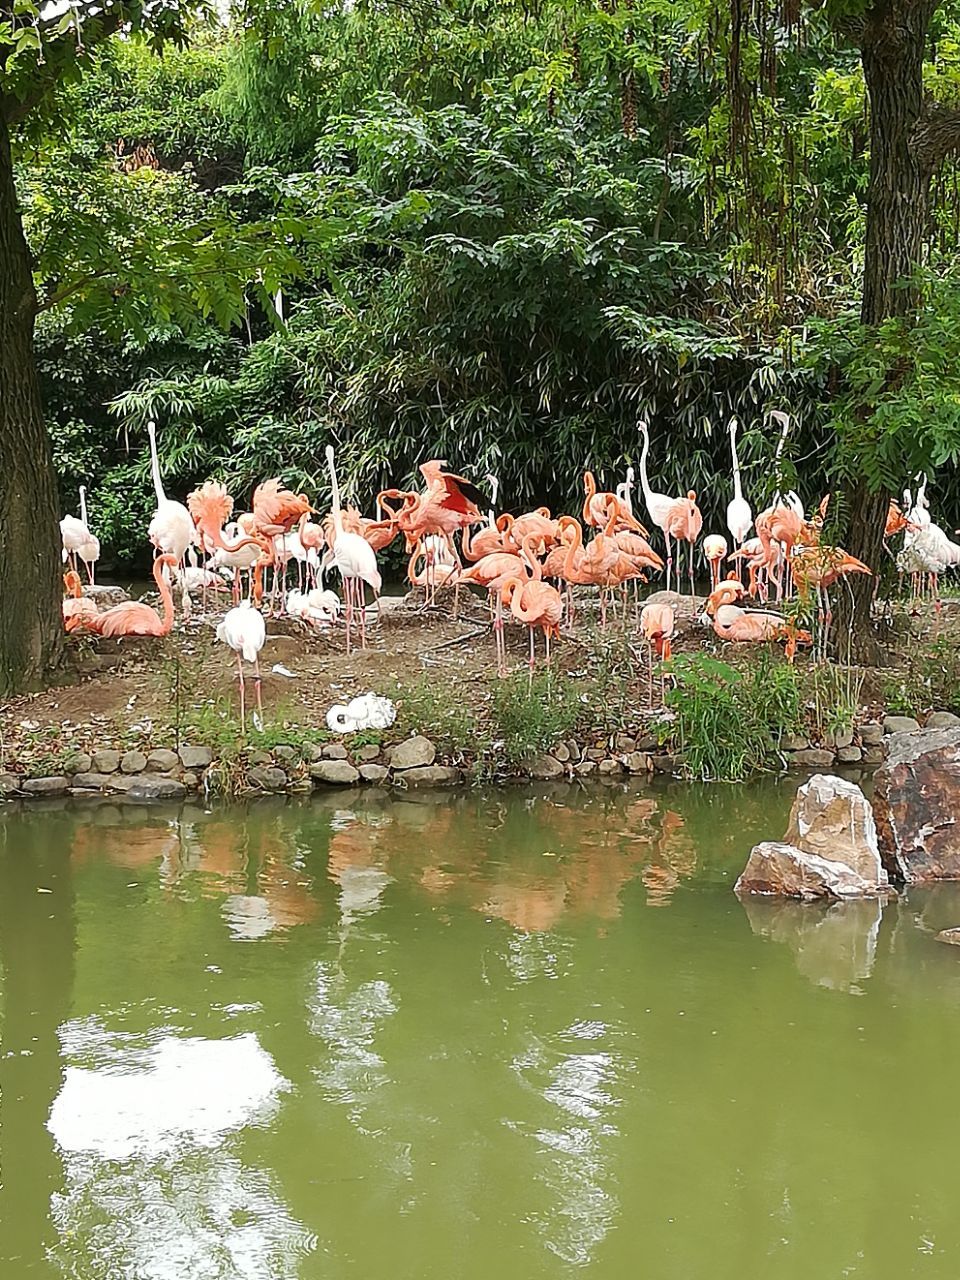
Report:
59,412,944,728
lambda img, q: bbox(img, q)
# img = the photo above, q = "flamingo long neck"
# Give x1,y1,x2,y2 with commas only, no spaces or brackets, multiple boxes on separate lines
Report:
582,472,596,524
79,487,88,526
638,426,656,506
153,557,176,634
147,423,166,506
326,447,345,540
562,518,584,579
730,423,743,502
521,534,542,581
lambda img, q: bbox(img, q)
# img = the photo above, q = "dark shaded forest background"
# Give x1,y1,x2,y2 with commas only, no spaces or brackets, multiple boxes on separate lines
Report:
26,0,960,567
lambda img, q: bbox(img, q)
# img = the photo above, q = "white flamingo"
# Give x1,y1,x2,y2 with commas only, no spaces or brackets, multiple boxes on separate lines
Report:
60,486,100,581
146,420,196,566
616,465,636,518
216,599,266,732
638,420,679,590
325,445,381,652
726,417,753,550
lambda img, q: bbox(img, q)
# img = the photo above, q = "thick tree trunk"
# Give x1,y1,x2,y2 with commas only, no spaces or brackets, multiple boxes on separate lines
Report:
836,1,933,662
0,110,64,695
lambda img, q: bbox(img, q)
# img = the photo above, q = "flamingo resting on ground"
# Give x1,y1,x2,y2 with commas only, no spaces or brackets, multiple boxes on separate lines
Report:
85,554,177,638
62,571,99,633
216,599,266,732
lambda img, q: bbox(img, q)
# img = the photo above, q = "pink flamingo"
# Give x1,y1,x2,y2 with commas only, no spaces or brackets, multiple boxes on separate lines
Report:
85,555,177,638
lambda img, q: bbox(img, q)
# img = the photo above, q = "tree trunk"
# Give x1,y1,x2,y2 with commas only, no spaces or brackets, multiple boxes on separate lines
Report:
836,1,933,662
0,109,64,695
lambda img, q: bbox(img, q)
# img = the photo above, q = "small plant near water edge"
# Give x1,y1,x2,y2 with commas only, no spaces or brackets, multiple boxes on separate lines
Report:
660,652,802,782
492,669,581,767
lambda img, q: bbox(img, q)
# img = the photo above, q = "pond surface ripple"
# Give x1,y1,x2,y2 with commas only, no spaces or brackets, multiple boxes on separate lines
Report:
2,778,959,1279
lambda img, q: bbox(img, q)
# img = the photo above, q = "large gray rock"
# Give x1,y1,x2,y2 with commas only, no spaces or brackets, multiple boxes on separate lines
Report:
388,736,436,770
310,760,360,785
84,584,129,607
179,745,212,770
873,726,960,884
120,750,148,774
737,774,889,899
397,765,460,786
859,722,883,746
125,775,187,801
783,774,887,885
146,749,180,773
524,754,564,780
92,749,120,773
72,772,123,791
735,841,886,900
21,776,69,796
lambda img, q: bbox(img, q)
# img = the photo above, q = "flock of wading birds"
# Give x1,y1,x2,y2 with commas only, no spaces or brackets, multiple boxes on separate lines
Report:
57,415,959,724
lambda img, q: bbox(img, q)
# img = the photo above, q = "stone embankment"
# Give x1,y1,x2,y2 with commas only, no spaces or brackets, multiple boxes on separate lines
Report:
1,711,956,804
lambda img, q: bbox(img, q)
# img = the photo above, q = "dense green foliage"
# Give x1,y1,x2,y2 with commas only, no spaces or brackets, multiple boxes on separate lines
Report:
16,0,960,563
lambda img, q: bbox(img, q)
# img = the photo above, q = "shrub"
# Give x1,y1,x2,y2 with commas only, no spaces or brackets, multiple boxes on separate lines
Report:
492,669,581,766
882,637,960,717
661,653,801,781
388,676,479,757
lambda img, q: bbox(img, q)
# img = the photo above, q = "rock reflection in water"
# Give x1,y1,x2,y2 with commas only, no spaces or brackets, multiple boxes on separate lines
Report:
740,896,884,993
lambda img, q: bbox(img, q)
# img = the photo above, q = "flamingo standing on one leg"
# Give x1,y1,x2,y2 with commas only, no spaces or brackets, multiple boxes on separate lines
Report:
638,420,680,591
216,599,266,732
326,445,382,651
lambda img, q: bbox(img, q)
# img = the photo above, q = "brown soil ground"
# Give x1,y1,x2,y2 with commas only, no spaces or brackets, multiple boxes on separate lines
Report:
3,586,959,766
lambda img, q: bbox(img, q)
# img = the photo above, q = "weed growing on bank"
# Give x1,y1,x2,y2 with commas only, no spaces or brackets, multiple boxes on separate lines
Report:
660,653,802,782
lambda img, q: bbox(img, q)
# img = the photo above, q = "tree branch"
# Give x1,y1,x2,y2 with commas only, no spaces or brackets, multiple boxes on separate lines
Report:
913,103,960,172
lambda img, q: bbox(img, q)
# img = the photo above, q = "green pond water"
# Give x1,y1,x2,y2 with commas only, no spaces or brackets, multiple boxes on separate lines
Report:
2,780,960,1280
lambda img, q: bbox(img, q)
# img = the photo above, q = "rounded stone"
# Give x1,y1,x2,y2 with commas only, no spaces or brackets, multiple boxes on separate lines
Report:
247,765,288,791
125,776,187,801
179,745,213,770
883,715,921,735
574,760,597,776
22,776,69,795
859,723,883,746
92,749,121,773
272,745,299,764
146,749,180,773
388,736,437,770
120,750,148,775
524,754,564,780
359,763,389,783
62,751,92,775
301,742,324,762
615,733,636,753
396,765,461,786
323,743,349,761
927,711,960,730
181,771,200,789
598,758,623,775
0,773,20,795
247,749,273,767
552,742,571,763
837,745,863,764
311,760,360,785
623,751,652,774
356,744,382,762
